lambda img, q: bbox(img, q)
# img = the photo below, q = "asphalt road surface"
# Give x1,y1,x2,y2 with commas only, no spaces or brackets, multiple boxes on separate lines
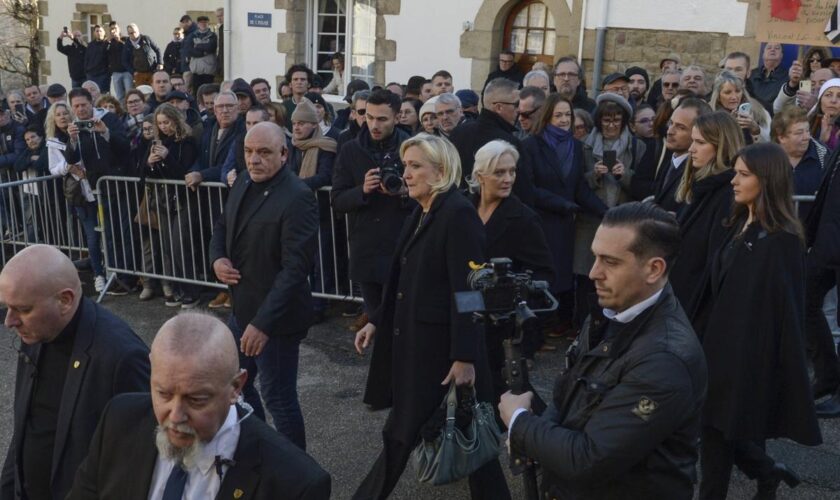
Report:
1,283,838,499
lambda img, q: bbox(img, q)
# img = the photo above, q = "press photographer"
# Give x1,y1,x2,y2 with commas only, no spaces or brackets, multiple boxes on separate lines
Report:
499,202,708,499
331,89,414,323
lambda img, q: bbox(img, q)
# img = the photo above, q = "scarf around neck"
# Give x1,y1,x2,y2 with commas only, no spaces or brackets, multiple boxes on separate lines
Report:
291,126,337,179
541,124,575,170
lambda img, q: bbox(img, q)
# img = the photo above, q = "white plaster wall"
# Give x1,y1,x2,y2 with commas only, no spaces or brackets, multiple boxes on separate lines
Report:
583,0,749,36
228,0,287,85
384,0,484,91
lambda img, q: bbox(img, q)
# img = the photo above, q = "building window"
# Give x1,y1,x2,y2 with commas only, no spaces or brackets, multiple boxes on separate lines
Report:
310,0,376,86
503,1,556,72
86,13,101,41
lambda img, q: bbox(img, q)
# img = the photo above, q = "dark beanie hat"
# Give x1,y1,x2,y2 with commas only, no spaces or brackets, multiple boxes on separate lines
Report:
230,78,258,105
625,67,650,88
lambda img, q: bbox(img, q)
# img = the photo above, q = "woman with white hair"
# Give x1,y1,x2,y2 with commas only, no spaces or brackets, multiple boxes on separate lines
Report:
468,139,554,382
354,133,511,499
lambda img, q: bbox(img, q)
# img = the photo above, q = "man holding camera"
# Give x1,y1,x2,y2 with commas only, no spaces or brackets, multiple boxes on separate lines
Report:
58,28,86,89
331,89,414,324
499,202,707,499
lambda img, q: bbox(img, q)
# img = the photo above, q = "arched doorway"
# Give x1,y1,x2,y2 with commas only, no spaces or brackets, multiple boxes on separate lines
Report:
503,1,556,74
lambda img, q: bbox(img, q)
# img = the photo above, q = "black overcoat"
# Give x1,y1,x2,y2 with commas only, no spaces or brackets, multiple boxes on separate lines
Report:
66,393,331,500
331,126,415,284
363,187,494,446
209,165,319,337
449,109,536,206
1,299,150,500
701,223,822,445
669,170,733,322
521,135,607,292
480,194,554,284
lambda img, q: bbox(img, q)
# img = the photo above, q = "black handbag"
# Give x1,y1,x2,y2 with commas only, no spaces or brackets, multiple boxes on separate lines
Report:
411,382,502,485
63,174,87,206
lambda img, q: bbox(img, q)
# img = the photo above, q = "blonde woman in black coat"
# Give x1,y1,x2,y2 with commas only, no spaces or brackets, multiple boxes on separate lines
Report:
354,133,510,499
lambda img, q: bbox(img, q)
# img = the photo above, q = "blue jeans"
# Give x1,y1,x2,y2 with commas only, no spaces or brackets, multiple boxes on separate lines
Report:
73,202,104,276
228,314,307,450
110,71,133,101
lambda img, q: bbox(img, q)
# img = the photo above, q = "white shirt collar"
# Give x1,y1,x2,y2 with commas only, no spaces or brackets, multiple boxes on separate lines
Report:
672,153,689,168
602,288,664,324
194,405,240,476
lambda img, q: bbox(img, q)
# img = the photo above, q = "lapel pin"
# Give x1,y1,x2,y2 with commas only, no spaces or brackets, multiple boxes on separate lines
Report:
233,489,244,498
263,191,269,196
73,361,80,369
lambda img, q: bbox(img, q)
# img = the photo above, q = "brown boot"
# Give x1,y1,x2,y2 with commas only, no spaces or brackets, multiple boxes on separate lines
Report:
209,291,230,309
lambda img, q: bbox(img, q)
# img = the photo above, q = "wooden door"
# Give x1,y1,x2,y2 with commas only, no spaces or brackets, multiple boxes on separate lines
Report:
503,1,556,74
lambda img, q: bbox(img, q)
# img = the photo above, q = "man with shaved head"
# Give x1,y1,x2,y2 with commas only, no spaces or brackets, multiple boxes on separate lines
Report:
0,245,150,500
66,313,331,500
210,122,319,450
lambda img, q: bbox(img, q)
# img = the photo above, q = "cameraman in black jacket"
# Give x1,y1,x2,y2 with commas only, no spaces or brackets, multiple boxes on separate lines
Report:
331,89,414,321
499,203,707,500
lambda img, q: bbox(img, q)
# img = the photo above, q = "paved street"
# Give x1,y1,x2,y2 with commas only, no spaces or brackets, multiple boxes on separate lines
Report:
1,282,839,499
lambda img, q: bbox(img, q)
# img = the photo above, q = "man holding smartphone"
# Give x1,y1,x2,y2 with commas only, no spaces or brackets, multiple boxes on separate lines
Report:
58,28,87,89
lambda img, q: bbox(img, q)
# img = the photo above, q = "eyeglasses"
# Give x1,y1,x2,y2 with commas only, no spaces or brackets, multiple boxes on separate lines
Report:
601,117,623,126
126,99,143,105
493,101,518,107
354,108,366,115
519,108,538,118
809,57,821,63
215,103,237,110
554,72,578,80
662,82,680,88
436,108,459,117
499,58,514,64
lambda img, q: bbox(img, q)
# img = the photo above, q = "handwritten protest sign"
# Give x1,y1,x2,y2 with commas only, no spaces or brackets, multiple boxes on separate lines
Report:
756,0,838,47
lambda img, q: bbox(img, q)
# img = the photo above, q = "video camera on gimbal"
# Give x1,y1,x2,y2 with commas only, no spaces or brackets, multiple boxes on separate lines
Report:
454,258,558,500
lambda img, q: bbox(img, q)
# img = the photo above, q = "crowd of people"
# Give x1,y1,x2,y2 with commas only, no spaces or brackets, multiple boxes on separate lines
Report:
0,9,839,498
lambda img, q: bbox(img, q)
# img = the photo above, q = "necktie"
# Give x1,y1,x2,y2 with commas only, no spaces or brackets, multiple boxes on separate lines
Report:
664,158,680,188
162,464,188,500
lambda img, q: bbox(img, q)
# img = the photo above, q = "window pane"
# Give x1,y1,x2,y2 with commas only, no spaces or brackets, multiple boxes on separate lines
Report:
510,28,526,53
546,11,555,29
513,8,527,27
320,0,339,14
526,30,544,54
529,3,546,28
544,30,555,55
319,15,337,33
351,0,376,82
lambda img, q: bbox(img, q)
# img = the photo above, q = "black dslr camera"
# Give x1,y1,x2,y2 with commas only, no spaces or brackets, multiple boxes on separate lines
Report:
456,258,554,318
378,152,404,194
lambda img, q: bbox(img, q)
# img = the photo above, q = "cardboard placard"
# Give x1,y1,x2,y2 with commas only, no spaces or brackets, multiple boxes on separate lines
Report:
756,0,839,47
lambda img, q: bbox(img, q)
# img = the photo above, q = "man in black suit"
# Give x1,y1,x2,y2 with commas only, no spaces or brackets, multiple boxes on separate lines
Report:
66,312,331,500
210,122,319,451
653,98,711,213
0,245,150,500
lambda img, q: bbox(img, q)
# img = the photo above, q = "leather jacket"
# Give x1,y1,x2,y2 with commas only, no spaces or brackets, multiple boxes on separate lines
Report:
509,284,707,500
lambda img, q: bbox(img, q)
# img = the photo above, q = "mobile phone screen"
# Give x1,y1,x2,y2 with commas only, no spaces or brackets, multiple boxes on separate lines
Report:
603,150,617,168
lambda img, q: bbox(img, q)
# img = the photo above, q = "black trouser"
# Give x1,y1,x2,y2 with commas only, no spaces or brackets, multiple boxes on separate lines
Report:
191,73,215,94
699,426,776,499
804,261,840,394
352,427,511,500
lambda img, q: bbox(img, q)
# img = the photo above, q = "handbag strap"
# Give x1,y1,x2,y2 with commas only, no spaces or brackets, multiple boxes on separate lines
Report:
444,383,458,437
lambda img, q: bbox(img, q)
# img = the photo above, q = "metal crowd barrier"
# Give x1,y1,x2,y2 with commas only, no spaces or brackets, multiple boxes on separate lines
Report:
94,176,363,304
0,173,88,265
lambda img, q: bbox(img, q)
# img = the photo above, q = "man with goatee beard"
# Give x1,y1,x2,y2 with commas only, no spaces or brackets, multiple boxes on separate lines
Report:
66,312,330,500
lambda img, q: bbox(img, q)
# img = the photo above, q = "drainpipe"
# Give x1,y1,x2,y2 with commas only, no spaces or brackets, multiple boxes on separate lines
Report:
591,0,609,96
224,0,232,80
577,0,587,64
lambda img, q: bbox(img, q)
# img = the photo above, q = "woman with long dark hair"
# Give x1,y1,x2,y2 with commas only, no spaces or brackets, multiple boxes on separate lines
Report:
697,143,822,499
669,111,743,322
140,103,198,306
521,93,606,341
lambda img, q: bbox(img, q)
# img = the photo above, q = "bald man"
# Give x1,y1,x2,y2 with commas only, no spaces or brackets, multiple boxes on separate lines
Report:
0,245,150,500
66,313,330,500
209,123,319,450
